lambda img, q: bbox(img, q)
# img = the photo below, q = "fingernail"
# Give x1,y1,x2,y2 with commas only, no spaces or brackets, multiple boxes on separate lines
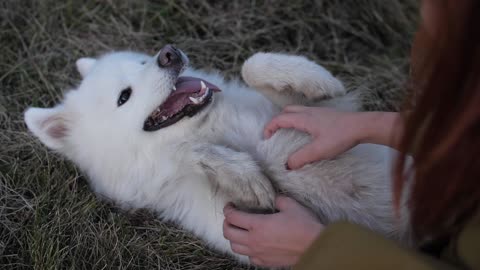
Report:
224,203,235,212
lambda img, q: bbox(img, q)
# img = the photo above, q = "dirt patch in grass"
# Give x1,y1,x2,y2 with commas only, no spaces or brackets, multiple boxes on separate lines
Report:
1,0,417,269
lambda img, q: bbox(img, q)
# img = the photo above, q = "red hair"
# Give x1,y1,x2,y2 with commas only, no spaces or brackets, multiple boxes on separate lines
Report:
394,0,480,240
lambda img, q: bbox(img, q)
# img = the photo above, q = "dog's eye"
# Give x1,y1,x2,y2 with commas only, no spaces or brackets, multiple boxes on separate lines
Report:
140,61,146,65
117,87,132,107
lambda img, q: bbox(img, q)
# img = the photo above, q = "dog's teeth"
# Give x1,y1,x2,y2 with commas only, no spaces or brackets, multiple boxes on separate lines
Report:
172,86,176,91
199,88,210,102
200,81,206,91
161,116,167,121
189,97,201,104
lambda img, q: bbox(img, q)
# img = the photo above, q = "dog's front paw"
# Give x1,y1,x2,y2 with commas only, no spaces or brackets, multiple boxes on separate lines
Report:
195,143,275,211
206,159,275,211
234,173,275,211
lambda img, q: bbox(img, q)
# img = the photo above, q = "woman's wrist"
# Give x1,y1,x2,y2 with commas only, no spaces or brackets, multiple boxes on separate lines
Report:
351,111,402,149
295,221,323,254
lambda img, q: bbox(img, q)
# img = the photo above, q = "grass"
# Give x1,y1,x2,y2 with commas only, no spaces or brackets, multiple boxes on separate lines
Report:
0,0,418,269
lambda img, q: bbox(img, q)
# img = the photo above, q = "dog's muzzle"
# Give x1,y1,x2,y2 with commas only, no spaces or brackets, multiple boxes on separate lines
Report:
157,44,185,74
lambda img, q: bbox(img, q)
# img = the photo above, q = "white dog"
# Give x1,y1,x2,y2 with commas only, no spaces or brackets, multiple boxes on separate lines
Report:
25,45,410,263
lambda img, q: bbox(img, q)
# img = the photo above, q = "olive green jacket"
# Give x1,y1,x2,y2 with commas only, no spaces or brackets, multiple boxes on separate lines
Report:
295,215,480,270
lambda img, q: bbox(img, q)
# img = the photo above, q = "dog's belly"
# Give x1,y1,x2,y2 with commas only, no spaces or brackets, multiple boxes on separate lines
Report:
206,87,280,152
254,129,410,241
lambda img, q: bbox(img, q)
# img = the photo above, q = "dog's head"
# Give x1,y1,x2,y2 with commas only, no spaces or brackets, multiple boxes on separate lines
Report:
24,45,220,163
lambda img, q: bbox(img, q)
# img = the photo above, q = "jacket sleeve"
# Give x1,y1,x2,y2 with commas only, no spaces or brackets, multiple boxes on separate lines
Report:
294,222,458,270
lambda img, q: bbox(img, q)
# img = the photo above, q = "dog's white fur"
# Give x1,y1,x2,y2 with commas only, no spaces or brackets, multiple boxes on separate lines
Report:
25,49,410,263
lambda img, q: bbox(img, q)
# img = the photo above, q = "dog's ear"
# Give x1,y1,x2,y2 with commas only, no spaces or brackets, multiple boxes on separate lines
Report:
76,57,96,78
24,106,70,150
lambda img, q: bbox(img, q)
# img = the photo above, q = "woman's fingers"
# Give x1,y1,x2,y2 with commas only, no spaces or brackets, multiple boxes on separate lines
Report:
250,257,265,266
223,204,258,231
230,243,252,256
251,255,300,268
263,112,308,139
223,219,250,246
274,196,298,211
282,105,307,113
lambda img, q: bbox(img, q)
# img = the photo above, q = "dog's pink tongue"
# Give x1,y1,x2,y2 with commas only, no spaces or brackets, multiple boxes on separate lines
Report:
158,77,221,117
173,76,221,96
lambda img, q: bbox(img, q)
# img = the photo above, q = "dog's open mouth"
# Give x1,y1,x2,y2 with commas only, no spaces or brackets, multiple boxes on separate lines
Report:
143,76,221,131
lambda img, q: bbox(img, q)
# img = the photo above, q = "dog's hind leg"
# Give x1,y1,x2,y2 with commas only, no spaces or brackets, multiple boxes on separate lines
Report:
193,143,275,211
242,53,346,107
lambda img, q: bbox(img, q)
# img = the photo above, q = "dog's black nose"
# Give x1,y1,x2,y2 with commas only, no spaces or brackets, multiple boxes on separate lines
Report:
157,44,182,68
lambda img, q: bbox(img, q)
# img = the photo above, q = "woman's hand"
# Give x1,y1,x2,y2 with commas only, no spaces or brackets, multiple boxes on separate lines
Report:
223,196,323,268
264,106,402,170
264,106,362,169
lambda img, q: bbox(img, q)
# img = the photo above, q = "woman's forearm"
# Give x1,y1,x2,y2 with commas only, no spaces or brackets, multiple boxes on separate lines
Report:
352,112,404,150
264,107,405,169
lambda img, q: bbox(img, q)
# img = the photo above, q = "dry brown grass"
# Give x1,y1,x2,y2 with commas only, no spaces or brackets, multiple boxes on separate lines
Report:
1,0,417,269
